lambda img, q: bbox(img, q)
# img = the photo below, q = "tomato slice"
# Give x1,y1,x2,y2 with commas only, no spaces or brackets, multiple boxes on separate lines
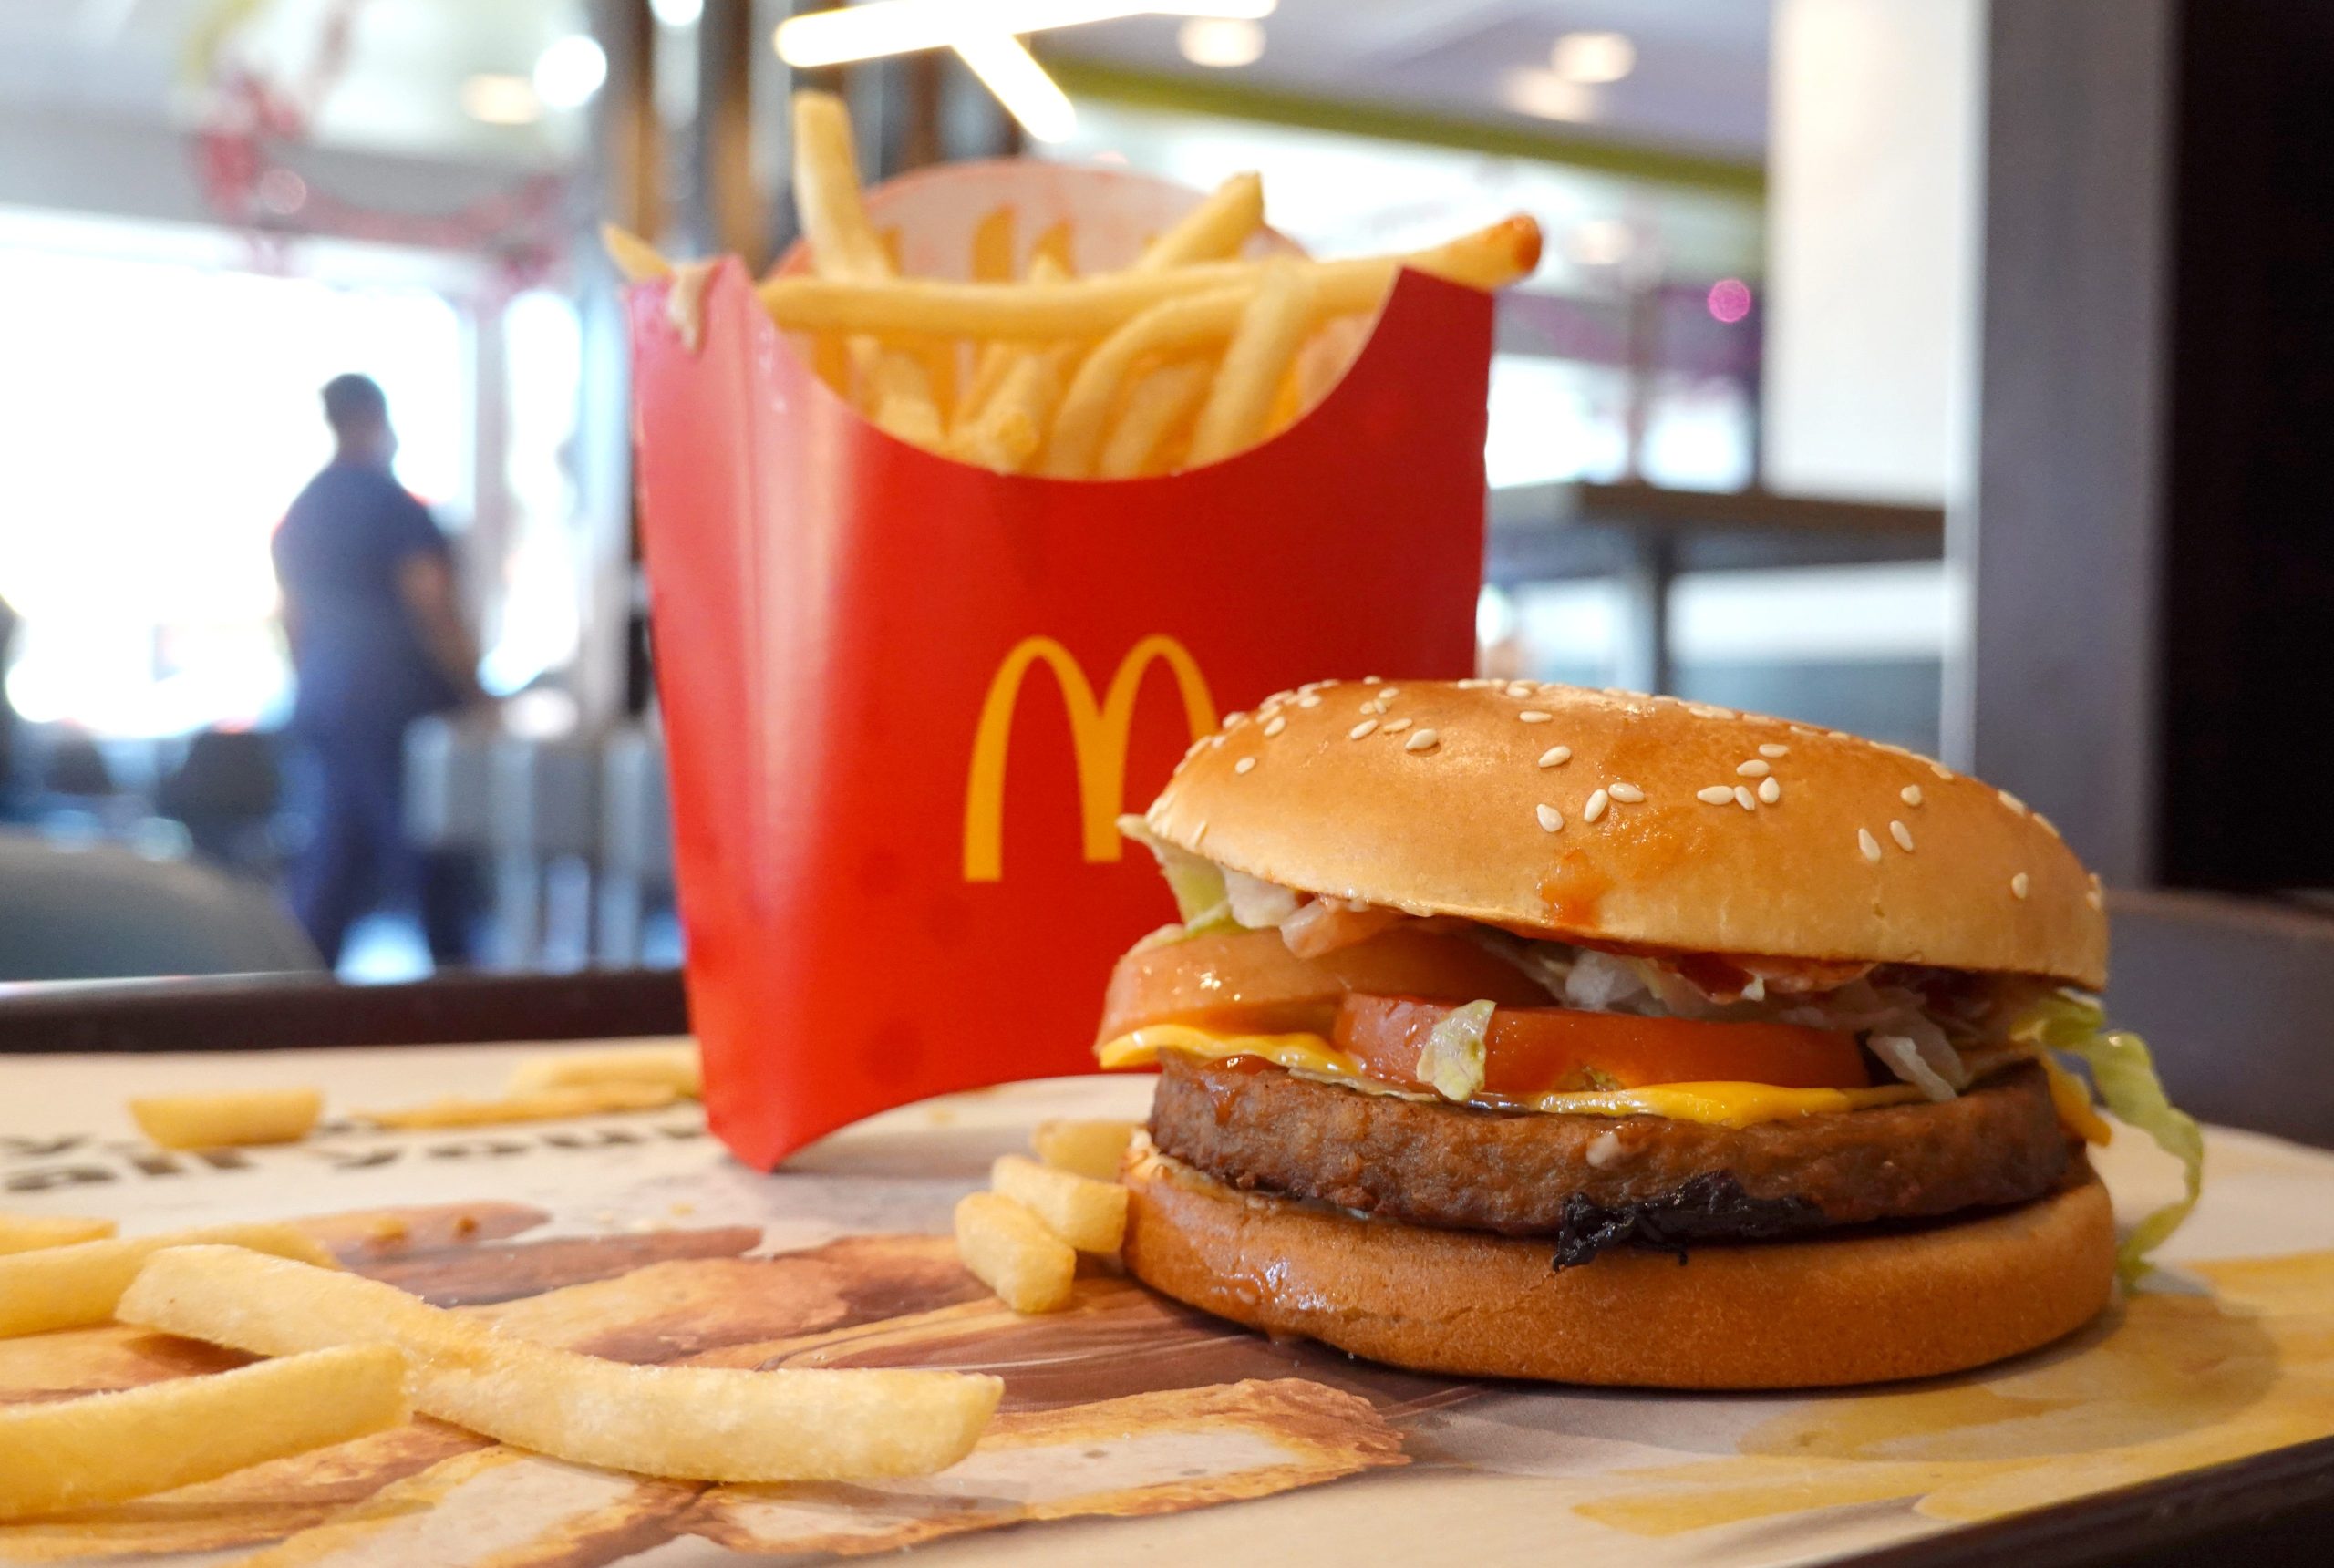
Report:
1098,927,1549,1042
1333,994,1869,1099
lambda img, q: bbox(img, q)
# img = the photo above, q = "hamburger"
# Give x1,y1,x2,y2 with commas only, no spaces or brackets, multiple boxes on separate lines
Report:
1095,680,2198,1388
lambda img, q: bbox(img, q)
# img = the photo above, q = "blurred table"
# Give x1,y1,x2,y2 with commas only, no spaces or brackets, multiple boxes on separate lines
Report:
5,1037,2334,1566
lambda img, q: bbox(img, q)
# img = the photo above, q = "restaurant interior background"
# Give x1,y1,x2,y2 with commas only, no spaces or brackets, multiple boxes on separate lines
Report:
0,1,2325,1082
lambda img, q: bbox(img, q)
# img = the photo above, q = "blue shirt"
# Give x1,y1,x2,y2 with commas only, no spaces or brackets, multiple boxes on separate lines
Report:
273,462,461,737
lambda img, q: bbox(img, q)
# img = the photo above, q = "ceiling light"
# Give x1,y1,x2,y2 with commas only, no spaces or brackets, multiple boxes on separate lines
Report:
532,34,607,110
650,0,703,26
775,0,1275,70
1499,68,1596,123
1550,30,1634,85
461,72,543,126
952,34,1077,144
1178,16,1264,67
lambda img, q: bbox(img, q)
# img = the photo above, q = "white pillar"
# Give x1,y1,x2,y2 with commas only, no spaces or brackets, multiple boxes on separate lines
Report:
1762,0,1987,505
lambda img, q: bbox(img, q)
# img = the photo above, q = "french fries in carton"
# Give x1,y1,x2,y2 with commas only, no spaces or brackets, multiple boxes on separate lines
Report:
627,99,1524,1168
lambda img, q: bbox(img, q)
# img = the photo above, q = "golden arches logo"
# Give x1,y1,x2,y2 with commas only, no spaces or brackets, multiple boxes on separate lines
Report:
962,634,1218,882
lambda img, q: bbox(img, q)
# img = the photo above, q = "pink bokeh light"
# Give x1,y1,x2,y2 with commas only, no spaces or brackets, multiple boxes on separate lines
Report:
1707,277,1753,324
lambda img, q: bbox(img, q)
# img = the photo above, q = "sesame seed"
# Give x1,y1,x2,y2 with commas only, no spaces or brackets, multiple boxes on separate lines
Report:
1697,786,1735,805
1263,689,1295,708
1210,734,1226,748
1234,757,1256,775
2011,872,2031,899
1999,789,2028,815
1363,676,1382,685
1518,710,1554,723
1224,712,1248,727
1264,716,1286,738
1457,677,1494,689
1297,695,1320,708
1378,688,1400,702
1736,759,1771,778
2086,887,2104,911
1538,746,1572,769
1828,730,1854,741
1584,789,1609,823
1535,803,1564,832
1687,703,1738,720
1900,785,1924,807
1348,719,1379,740
1930,761,1954,779
1608,781,1645,804
1890,820,1915,851
2034,811,2060,838
1759,743,1790,758
1184,738,1209,759
1735,785,1758,811
1381,717,1413,733
1759,776,1781,804
1504,681,1534,697
1858,828,1882,862
1405,728,1440,753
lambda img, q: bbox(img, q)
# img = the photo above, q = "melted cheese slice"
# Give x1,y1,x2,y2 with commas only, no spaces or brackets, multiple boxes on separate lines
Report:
1096,1025,1926,1130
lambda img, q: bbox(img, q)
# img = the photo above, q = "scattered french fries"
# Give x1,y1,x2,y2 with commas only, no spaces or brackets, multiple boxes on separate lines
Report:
991,1155,1128,1255
0,1345,408,1521
357,1081,681,1130
506,1043,703,1099
1032,1119,1139,1182
129,1088,323,1150
954,1191,1076,1314
119,1245,1000,1482
0,1212,115,1256
0,1222,337,1338
607,90,1540,478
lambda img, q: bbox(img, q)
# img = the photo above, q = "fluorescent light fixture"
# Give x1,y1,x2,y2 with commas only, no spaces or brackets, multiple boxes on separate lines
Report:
1550,30,1635,85
532,34,608,109
775,0,1275,70
461,72,543,126
1178,15,1265,67
1500,67,1596,124
650,0,703,26
953,33,1077,143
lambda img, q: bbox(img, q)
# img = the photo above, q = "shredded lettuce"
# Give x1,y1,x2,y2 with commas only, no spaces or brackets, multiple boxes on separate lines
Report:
1417,1000,1494,1103
2015,991,2204,1285
1117,814,1229,925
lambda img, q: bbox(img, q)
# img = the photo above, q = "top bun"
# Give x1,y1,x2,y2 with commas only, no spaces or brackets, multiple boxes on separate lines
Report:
1143,680,2107,987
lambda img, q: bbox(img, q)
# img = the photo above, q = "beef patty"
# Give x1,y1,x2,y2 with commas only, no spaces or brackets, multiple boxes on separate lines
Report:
1150,1054,2074,1264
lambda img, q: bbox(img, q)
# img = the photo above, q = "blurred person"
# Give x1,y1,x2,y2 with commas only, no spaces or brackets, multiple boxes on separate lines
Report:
273,373,480,968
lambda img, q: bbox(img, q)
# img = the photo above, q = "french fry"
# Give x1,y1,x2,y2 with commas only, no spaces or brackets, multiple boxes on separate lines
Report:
0,1222,337,1338
1136,170,1263,270
601,222,674,284
129,1088,323,1150
991,1155,1128,1253
0,1345,408,1522
1031,1118,1140,1182
507,1044,703,1099
119,1246,1000,1482
1042,286,1250,477
1189,260,1317,467
969,205,1017,283
757,215,1541,341
1097,360,1214,480
792,91,945,440
0,1213,115,1256
357,1081,681,1130
1029,219,1076,276
954,1191,1075,1314
955,253,1078,474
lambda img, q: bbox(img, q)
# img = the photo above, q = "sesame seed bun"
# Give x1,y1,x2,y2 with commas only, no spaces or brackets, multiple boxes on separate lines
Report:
1145,681,2107,988
1121,1135,2116,1387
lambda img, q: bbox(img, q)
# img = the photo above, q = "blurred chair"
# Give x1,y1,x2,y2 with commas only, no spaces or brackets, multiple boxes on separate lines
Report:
157,728,284,873
0,832,322,981
596,725,673,965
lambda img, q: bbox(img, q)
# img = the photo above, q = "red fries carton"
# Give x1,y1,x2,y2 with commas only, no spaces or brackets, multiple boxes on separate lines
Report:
628,163,1493,1167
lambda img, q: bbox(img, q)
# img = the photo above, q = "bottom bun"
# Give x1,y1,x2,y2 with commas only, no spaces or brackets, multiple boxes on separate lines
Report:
1121,1137,2116,1388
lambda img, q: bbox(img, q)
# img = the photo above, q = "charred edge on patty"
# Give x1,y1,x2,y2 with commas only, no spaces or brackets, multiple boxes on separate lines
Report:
1150,1054,2076,1267
1552,1173,1824,1269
